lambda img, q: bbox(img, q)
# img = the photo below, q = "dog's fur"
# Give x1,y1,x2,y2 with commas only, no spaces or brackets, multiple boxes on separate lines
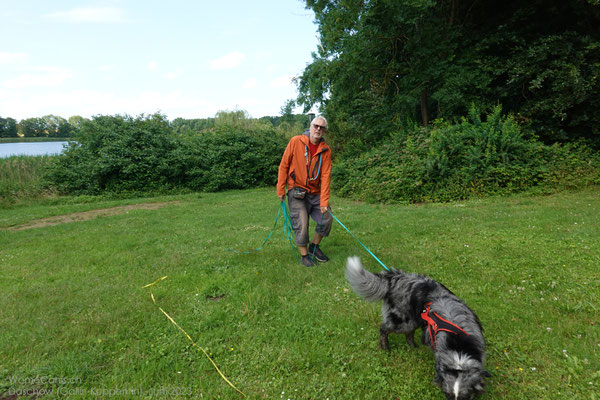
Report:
345,256,490,400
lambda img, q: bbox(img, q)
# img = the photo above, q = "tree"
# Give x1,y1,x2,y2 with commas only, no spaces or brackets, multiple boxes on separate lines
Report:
280,99,296,125
68,116,88,136
214,109,252,128
18,117,46,137
0,116,18,138
42,115,70,137
17,115,72,137
298,0,600,147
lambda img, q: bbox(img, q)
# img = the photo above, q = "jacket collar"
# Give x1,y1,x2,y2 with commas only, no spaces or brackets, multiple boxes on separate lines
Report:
302,130,327,147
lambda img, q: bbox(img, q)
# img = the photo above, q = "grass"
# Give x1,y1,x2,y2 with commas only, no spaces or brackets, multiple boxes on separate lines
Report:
0,156,57,206
1,187,598,399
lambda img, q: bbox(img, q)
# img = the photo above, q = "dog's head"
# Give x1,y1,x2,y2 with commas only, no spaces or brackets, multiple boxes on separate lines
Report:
434,352,491,400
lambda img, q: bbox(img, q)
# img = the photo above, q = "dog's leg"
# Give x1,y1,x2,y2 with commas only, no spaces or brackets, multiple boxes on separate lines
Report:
379,325,391,350
404,329,417,348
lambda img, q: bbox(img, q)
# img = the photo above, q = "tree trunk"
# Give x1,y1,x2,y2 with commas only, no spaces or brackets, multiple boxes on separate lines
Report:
420,88,429,126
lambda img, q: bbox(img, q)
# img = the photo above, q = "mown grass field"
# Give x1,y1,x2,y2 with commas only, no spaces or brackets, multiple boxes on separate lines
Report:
1,187,598,399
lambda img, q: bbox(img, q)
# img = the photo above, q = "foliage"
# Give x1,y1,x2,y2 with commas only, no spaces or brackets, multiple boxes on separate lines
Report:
172,111,312,137
44,113,288,196
171,117,216,134
0,117,18,138
171,125,288,192
45,114,178,194
298,0,600,147
332,106,600,203
17,115,73,138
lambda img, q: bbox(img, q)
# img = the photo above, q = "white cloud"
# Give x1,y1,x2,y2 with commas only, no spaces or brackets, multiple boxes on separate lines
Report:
210,52,245,70
164,69,183,80
43,7,127,23
270,75,294,89
147,61,158,70
0,52,28,64
242,78,257,89
2,67,72,89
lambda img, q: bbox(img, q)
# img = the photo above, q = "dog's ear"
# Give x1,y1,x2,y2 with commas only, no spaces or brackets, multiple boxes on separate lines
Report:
474,370,491,394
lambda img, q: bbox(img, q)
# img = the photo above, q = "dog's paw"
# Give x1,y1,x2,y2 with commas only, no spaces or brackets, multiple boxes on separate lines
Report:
379,337,390,351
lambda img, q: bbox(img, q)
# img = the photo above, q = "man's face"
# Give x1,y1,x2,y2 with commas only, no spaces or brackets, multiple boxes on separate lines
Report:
310,119,327,141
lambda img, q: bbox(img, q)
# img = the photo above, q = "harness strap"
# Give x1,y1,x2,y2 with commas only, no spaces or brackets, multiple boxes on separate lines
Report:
421,303,469,350
305,144,322,182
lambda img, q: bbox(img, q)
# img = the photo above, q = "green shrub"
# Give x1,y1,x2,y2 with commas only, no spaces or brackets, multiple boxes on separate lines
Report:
44,113,288,196
332,106,600,203
45,114,177,194
172,125,288,192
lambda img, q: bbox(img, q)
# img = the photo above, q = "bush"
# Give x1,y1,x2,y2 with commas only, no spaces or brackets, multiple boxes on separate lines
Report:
332,106,600,203
172,125,288,192
44,113,288,196
45,114,177,194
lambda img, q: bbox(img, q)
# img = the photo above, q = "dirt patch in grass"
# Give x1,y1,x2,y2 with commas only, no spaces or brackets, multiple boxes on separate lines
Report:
4,201,179,231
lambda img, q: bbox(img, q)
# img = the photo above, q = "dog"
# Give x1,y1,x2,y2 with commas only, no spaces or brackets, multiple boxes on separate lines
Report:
345,256,490,400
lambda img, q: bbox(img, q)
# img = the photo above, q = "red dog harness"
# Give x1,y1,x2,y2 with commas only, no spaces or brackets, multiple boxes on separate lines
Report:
421,303,469,349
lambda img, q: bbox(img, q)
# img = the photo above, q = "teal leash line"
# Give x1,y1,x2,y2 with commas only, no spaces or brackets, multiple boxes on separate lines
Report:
227,201,387,271
280,200,301,262
328,210,390,271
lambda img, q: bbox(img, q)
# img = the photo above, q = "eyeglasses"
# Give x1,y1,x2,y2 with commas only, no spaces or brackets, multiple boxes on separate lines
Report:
312,124,327,130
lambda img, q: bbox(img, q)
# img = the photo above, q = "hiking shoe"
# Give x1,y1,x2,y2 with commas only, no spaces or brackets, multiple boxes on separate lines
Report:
301,255,316,267
308,243,329,262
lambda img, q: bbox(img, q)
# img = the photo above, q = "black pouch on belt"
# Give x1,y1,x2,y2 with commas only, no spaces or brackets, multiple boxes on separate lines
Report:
291,186,307,200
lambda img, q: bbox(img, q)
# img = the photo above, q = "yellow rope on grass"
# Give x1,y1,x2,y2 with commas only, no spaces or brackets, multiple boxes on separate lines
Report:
143,276,245,397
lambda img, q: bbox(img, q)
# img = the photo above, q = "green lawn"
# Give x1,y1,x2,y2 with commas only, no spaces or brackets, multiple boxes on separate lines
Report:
1,187,598,399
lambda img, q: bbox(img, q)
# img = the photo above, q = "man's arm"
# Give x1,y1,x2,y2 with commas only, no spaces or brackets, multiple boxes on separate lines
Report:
277,138,295,200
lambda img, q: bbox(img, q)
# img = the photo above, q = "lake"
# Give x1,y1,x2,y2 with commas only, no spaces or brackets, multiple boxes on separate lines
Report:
0,141,69,158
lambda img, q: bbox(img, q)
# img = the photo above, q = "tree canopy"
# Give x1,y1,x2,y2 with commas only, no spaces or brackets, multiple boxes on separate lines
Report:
297,0,600,147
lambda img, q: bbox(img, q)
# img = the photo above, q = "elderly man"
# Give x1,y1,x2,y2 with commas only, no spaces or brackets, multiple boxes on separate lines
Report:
277,116,333,267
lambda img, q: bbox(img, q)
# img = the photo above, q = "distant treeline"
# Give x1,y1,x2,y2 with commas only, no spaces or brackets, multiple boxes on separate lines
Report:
171,109,312,134
0,110,312,139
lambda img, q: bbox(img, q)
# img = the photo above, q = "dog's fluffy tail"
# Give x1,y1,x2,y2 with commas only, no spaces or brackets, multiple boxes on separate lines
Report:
345,256,388,302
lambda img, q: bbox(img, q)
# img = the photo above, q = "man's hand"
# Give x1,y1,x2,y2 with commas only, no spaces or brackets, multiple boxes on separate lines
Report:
279,194,286,202
320,206,328,214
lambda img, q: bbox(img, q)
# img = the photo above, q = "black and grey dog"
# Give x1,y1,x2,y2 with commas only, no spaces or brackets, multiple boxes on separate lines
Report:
345,256,490,400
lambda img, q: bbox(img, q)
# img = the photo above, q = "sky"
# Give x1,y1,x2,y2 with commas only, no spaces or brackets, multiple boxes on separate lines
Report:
0,0,320,121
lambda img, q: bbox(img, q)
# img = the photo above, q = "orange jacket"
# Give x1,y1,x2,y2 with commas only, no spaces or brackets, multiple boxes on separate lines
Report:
277,131,331,207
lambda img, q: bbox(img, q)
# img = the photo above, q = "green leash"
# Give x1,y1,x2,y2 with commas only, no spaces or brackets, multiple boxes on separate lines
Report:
328,210,390,271
228,201,388,270
227,201,300,262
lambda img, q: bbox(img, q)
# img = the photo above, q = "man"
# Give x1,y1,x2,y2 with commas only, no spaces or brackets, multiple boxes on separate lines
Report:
277,116,333,267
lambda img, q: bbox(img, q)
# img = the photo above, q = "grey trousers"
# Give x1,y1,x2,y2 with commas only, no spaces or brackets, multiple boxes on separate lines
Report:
287,191,332,246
